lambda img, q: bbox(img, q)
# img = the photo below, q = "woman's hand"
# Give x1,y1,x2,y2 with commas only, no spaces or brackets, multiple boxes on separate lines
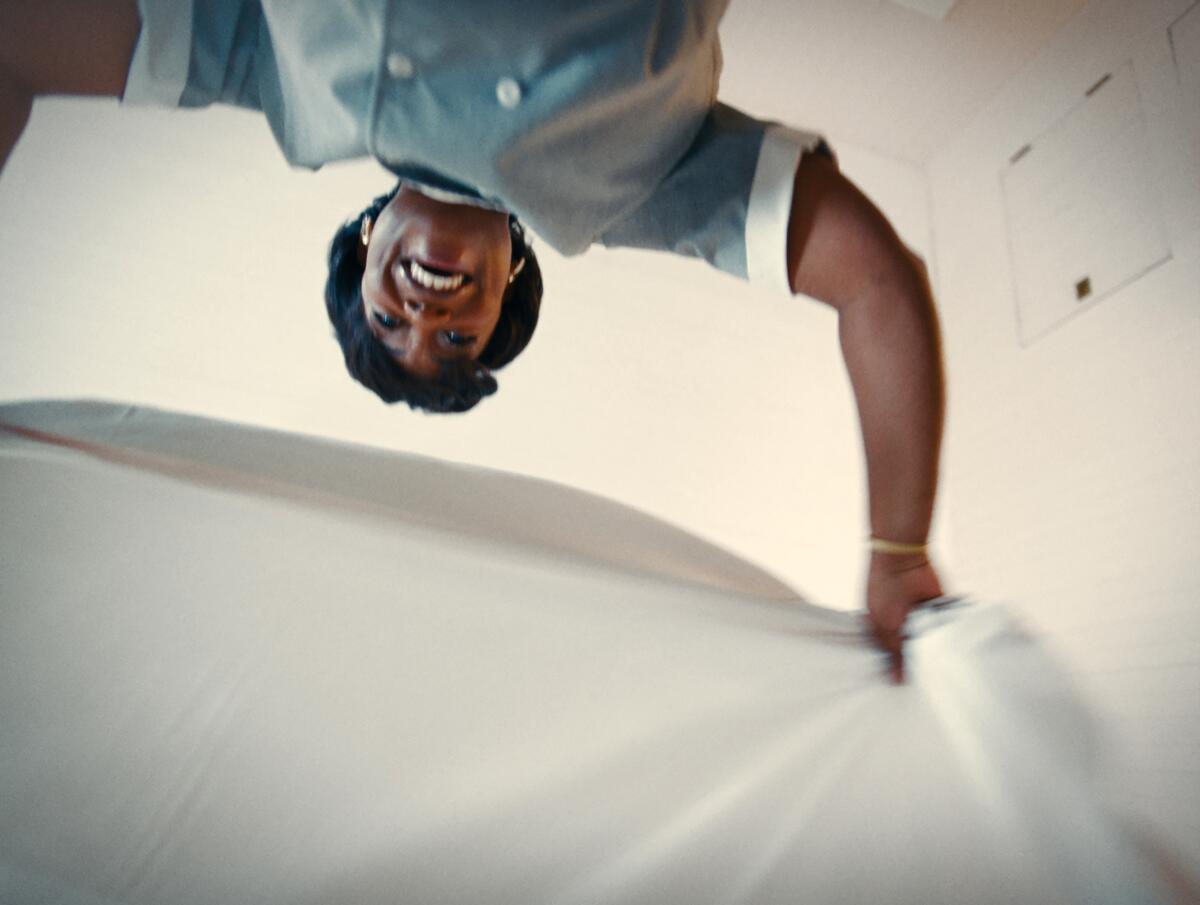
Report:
866,551,944,683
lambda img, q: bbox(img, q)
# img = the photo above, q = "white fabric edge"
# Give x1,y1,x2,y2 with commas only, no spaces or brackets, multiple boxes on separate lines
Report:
121,0,193,107
745,125,823,295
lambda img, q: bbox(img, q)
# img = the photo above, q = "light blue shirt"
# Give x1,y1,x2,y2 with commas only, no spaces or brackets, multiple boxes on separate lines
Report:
124,0,819,291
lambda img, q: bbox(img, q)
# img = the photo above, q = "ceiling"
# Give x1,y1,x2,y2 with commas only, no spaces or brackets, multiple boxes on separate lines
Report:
718,0,1088,165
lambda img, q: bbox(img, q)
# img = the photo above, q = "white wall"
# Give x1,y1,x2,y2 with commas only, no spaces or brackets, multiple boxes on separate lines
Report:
927,0,1200,864
0,94,930,612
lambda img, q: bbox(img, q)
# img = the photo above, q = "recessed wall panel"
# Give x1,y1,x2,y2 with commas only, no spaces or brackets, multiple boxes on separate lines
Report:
1000,64,1172,345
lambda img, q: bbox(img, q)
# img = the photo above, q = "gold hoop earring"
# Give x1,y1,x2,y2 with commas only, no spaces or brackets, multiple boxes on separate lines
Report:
360,216,373,248
508,256,526,284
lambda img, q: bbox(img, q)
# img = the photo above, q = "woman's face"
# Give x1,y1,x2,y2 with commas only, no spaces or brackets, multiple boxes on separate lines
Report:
361,186,514,379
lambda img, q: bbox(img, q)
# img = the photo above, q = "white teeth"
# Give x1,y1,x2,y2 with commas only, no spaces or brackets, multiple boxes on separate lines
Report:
408,259,465,292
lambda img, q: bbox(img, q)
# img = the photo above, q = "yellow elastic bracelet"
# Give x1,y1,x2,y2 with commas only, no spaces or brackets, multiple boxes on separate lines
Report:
868,537,928,556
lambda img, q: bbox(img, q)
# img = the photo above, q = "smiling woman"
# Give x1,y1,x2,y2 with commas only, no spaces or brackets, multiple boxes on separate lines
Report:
2,0,951,653
360,185,516,379
324,185,543,413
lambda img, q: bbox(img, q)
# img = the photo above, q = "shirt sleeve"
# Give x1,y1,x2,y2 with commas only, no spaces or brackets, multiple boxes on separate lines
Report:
597,103,825,295
122,0,265,112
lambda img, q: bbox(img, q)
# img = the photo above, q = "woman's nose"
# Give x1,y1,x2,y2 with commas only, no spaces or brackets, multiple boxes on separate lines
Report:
405,297,448,320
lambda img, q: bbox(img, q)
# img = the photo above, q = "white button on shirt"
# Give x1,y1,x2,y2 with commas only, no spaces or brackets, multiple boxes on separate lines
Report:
386,52,414,79
495,77,522,109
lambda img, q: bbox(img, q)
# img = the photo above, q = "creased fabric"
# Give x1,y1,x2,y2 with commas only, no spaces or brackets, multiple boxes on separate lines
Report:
0,400,1178,905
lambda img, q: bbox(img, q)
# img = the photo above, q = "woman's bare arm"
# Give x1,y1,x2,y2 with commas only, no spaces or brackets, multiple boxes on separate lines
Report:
787,149,946,680
0,0,139,173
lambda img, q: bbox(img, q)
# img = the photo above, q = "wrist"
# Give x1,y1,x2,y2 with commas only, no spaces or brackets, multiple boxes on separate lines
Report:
868,536,931,576
867,536,928,556
870,550,930,575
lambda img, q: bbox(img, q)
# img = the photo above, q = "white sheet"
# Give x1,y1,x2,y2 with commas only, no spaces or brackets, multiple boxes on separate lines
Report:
0,400,1183,904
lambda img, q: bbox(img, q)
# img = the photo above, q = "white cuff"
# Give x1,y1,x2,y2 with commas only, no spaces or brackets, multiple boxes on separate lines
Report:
745,125,823,295
122,0,194,107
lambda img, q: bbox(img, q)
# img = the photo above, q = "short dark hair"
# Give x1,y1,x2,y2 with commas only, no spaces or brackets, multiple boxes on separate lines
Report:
324,185,543,413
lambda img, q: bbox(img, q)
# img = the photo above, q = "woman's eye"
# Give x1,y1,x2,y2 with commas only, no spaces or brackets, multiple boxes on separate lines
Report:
443,330,474,347
373,310,400,329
